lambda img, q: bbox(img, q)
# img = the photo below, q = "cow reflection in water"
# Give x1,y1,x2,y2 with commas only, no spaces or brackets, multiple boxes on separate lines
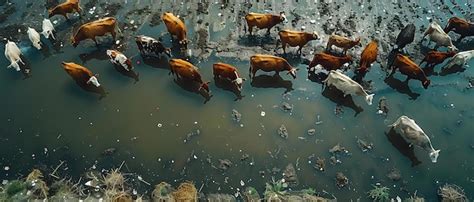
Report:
386,128,422,167
62,62,107,99
321,86,363,116
384,76,420,100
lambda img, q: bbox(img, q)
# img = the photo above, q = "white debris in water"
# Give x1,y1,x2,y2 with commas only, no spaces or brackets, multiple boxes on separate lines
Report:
260,111,266,117
194,121,198,124
4,166,9,171
130,20,135,24
157,123,162,128
301,26,306,30
2,180,7,185
310,20,316,24
115,40,120,45
240,180,245,186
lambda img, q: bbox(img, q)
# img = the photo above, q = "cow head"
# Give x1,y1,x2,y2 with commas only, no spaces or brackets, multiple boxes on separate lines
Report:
287,67,299,79
279,12,288,23
311,31,319,40
429,149,440,163
232,73,247,91
353,37,361,46
165,48,172,57
106,50,116,59
422,79,431,89
199,81,211,92
48,9,54,18
71,36,79,48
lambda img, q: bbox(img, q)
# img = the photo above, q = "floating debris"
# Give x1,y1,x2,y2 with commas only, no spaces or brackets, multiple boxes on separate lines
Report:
438,184,467,202
218,159,232,171
357,139,373,152
102,148,117,156
314,157,325,172
184,129,200,143
283,164,298,187
278,124,289,139
329,144,348,154
335,172,349,188
387,168,401,181
240,154,249,161
231,109,242,123
377,97,389,115
281,102,293,112
307,129,316,136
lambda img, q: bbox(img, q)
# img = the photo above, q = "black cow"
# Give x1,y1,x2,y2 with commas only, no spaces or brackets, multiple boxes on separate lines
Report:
135,35,171,57
395,24,416,50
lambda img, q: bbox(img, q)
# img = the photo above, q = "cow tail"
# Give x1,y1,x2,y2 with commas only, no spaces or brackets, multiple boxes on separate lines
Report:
249,57,253,78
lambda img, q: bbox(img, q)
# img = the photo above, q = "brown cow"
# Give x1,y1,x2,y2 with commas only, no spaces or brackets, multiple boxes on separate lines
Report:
278,30,319,54
162,12,188,47
357,40,378,75
249,54,298,79
71,17,117,47
326,34,361,54
48,0,81,20
213,63,246,91
169,59,210,93
389,54,430,89
444,17,474,42
308,52,352,71
245,12,287,36
62,62,100,87
420,50,456,71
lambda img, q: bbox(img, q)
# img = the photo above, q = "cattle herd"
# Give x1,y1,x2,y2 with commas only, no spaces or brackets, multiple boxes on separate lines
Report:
3,0,474,163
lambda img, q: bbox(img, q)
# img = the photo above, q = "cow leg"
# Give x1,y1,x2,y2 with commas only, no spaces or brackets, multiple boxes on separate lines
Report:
282,43,287,55
273,71,280,77
111,31,117,41
93,38,99,46
297,46,303,55
248,26,253,36
266,28,271,35
63,14,69,21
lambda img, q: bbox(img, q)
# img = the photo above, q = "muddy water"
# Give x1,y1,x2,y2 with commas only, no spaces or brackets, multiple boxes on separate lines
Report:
0,0,473,200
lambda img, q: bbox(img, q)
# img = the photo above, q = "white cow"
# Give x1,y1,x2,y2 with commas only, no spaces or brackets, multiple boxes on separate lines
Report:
323,70,374,105
423,22,457,51
106,50,133,71
444,50,474,69
4,40,24,71
86,75,101,87
27,27,42,50
41,19,55,39
389,116,440,163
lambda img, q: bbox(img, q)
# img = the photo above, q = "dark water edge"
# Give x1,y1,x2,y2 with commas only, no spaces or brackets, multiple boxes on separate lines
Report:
0,0,473,201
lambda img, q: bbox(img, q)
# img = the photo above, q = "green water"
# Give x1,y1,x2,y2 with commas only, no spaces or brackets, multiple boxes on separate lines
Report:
0,0,473,200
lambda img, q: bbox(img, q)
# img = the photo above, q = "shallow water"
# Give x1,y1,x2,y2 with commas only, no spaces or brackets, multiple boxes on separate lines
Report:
0,0,473,200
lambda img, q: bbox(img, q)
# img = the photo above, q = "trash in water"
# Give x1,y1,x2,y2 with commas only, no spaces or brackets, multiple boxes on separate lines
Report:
232,109,242,123
278,124,289,139
184,129,200,143
307,129,316,136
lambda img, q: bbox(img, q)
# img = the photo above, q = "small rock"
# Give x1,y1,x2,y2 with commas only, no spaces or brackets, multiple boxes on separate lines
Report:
102,148,116,156
232,109,242,122
278,124,289,139
314,157,325,172
307,129,316,136
387,168,401,181
218,159,232,171
283,164,298,186
281,102,293,112
335,172,349,188
357,139,373,152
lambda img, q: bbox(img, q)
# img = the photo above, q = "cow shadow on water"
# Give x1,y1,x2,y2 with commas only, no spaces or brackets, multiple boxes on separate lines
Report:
67,74,107,100
214,77,244,101
79,46,110,64
250,74,294,94
111,64,140,83
438,64,467,76
142,55,170,70
237,34,278,47
384,76,420,100
321,86,363,117
386,128,422,167
173,78,212,104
